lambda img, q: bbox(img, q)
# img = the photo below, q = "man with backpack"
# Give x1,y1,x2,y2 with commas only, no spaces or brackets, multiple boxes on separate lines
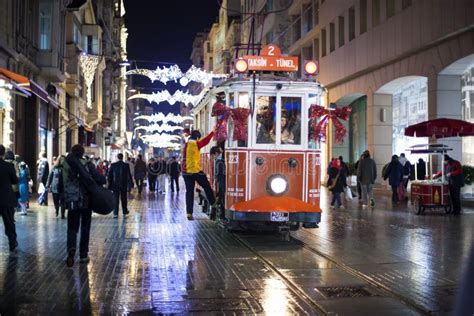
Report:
63,144,106,267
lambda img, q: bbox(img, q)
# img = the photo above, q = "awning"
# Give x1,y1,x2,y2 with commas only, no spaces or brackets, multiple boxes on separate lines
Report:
0,67,59,108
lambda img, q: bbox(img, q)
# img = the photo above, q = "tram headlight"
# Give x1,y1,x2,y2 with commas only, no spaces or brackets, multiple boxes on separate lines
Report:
266,174,288,196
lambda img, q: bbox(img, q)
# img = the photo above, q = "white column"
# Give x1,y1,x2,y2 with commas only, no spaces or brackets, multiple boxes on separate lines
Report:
371,93,393,183
436,74,462,161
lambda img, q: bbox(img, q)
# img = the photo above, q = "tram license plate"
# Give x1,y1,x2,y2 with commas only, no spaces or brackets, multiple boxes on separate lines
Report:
270,212,289,222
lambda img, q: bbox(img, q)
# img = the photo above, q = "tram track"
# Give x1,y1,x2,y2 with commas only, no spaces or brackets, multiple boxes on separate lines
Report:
230,230,430,315
288,233,431,315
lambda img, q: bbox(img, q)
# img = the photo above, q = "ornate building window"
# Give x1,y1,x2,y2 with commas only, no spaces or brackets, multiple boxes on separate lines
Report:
39,0,53,50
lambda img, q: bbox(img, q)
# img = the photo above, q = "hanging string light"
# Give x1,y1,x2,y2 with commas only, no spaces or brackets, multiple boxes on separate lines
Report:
79,53,104,108
126,64,227,85
134,124,183,133
140,134,181,143
134,113,193,124
128,90,197,105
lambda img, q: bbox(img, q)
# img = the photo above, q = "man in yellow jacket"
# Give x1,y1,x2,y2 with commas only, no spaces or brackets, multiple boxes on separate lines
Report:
182,129,216,220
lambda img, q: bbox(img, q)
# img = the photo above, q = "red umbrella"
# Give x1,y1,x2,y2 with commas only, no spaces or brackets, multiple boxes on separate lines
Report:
404,118,474,138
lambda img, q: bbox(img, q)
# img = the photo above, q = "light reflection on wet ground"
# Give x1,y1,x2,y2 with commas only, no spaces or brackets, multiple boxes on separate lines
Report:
0,186,469,314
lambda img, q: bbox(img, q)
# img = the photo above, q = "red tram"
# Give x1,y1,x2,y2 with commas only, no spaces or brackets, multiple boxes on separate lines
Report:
192,45,324,232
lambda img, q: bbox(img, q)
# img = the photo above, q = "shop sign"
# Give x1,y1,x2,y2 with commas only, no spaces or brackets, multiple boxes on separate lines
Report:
243,44,299,72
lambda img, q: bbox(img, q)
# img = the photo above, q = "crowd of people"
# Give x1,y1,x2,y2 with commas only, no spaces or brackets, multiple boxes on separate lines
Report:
327,150,464,215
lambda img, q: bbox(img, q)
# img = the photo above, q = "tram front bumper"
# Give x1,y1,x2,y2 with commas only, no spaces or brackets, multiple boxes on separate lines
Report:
225,210,321,224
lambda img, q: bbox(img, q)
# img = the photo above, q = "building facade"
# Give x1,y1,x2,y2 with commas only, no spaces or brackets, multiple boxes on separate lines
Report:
0,0,127,179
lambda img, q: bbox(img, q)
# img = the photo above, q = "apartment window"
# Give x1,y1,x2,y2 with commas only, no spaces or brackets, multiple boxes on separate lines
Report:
39,0,52,50
321,28,326,57
360,0,367,34
313,0,319,25
84,35,99,55
329,23,335,52
206,42,211,53
292,16,302,41
313,38,320,60
349,6,355,41
338,16,344,47
373,0,380,26
402,0,412,9
386,0,395,18
303,4,313,34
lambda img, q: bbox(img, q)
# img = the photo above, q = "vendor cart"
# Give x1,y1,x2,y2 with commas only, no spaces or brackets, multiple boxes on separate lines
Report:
405,118,474,215
407,144,452,215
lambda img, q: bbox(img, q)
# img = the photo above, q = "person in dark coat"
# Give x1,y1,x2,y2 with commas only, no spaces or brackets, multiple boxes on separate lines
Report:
434,154,463,214
37,152,50,206
147,158,158,193
155,157,167,194
354,154,364,201
328,158,347,209
384,155,403,203
416,158,426,180
214,146,226,219
46,156,65,218
0,145,19,251
357,150,377,208
167,157,181,192
134,155,147,194
108,153,132,218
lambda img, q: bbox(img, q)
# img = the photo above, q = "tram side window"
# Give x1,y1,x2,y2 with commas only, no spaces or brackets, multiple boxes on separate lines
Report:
256,96,276,144
280,97,301,145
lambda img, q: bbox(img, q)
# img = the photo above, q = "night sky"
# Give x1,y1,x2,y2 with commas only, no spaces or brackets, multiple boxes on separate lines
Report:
123,1,219,115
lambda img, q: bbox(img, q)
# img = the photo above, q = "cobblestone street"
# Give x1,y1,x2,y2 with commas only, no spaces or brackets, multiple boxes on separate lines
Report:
0,186,472,315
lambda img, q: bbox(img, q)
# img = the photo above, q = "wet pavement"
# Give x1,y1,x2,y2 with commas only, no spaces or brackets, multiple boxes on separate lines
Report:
0,184,472,315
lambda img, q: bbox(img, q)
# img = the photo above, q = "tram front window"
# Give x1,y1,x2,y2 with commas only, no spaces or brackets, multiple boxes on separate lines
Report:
280,97,301,145
256,96,276,144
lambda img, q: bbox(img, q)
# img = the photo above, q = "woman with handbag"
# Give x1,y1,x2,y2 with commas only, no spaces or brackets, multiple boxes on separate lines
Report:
327,158,347,209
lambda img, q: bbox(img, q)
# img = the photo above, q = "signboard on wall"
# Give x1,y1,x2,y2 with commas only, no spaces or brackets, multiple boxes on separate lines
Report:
243,44,299,72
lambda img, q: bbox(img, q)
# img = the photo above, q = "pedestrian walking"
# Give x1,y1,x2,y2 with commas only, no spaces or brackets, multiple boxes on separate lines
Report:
126,157,135,192
37,152,50,206
399,153,412,192
134,155,147,194
356,150,377,208
18,162,30,215
416,158,427,180
384,155,403,204
354,154,364,201
328,158,347,209
0,145,19,252
434,154,463,214
4,151,19,207
63,144,106,267
182,129,216,220
214,146,226,219
147,158,158,193
108,153,132,218
156,157,167,194
46,156,65,218
96,160,107,176
167,156,181,192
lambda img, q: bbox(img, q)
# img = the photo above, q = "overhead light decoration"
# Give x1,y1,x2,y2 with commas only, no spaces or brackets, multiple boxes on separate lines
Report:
80,54,104,108
134,124,184,133
128,90,197,105
126,64,227,85
134,113,193,124
140,134,181,143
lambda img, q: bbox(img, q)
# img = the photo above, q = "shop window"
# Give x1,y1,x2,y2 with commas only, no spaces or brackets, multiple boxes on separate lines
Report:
39,0,52,50
255,96,276,144
360,0,367,34
313,0,319,26
281,97,302,145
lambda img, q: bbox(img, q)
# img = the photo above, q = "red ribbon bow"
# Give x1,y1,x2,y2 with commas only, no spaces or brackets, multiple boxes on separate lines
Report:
211,102,251,142
309,105,352,144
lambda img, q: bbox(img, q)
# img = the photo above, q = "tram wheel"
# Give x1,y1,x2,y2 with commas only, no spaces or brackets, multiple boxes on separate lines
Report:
413,196,423,215
289,222,300,231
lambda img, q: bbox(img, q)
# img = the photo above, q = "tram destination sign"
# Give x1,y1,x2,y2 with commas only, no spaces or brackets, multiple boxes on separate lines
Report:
243,44,299,72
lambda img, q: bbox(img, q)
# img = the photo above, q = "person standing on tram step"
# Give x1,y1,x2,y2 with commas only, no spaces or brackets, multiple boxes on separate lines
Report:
167,156,181,193
214,145,226,219
182,129,216,220
46,156,65,218
108,153,132,218
357,150,377,209
384,155,403,204
37,152,50,206
0,145,19,251
434,154,464,215
134,155,147,194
